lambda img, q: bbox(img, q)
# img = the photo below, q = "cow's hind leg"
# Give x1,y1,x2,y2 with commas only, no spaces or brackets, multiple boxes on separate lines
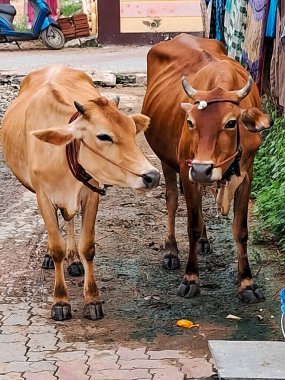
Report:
161,161,180,270
37,192,71,321
233,175,264,303
79,190,103,320
66,219,84,277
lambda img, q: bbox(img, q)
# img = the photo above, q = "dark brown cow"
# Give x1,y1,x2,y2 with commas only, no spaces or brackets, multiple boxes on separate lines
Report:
142,34,272,303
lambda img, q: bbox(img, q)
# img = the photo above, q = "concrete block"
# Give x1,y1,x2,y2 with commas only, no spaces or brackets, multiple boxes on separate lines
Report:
209,340,285,379
80,36,98,47
135,73,147,86
91,71,116,87
64,38,80,48
116,74,136,85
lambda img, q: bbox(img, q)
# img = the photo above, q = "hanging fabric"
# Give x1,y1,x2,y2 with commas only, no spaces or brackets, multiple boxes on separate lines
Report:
266,0,278,37
241,0,270,91
215,0,227,42
270,0,285,108
201,0,213,38
28,0,60,24
224,0,248,61
282,26,285,51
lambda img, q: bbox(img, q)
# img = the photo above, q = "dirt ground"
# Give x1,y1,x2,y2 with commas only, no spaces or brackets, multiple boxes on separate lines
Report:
0,79,283,355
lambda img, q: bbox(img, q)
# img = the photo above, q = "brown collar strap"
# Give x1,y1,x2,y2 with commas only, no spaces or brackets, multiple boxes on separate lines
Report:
66,111,107,196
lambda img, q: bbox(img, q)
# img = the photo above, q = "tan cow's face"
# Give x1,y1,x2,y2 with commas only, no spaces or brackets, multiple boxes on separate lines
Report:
31,97,160,190
180,100,272,184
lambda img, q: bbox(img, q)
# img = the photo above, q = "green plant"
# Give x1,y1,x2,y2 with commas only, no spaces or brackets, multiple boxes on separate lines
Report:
60,1,82,17
252,104,285,251
14,17,29,32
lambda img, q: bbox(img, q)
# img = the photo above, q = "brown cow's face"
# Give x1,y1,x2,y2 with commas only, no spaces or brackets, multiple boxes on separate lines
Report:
32,97,160,190
180,101,272,184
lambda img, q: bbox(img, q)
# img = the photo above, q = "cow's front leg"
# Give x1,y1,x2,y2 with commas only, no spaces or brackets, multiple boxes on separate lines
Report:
37,192,71,321
66,219,84,277
79,190,103,320
177,174,202,298
233,175,265,303
161,161,180,270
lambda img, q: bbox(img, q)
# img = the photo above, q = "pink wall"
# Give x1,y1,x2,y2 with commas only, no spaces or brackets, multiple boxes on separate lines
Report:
120,1,201,18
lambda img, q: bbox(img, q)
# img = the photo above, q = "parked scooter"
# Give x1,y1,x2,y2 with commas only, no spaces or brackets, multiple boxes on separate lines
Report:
0,0,65,49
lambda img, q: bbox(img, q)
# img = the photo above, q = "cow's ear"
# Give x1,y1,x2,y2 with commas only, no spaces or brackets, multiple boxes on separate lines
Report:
240,108,273,132
31,127,79,145
131,114,150,134
180,103,194,113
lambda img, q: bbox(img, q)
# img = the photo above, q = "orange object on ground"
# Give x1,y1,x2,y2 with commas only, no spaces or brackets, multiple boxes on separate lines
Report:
176,319,199,329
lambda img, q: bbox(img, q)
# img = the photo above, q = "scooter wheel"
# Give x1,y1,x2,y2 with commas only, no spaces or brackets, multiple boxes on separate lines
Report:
41,26,65,50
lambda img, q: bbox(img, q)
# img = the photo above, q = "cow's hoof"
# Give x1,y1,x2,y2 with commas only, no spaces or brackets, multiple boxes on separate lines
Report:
198,238,211,255
178,280,200,298
239,285,265,304
163,254,181,270
42,254,54,270
51,303,72,321
67,261,84,277
84,302,104,320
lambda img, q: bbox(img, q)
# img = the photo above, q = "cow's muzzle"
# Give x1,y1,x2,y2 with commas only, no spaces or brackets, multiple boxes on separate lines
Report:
142,170,160,189
191,163,214,184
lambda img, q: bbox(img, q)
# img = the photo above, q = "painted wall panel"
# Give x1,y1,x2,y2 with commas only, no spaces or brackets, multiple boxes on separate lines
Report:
121,1,201,17
120,0,202,33
121,16,202,32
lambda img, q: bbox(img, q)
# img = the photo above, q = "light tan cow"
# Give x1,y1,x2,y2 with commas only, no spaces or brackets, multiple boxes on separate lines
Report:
2,64,160,321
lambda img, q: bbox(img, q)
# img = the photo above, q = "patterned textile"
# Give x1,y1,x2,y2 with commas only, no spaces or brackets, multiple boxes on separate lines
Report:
200,0,226,40
242,0,270,90
224,0,248,61
215,0,227,41
270,0,285,108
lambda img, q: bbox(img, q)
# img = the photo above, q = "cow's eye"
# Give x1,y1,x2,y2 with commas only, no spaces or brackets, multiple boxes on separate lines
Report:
187,119,195,128
225,120,236,129
97,134,113,142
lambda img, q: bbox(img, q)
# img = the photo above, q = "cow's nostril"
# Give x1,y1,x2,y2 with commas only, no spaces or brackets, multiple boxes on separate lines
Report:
205,164,213,176
142,170,160,189
142,174,152,184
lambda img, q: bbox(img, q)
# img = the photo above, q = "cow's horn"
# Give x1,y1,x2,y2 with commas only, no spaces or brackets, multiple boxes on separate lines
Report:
236,75,253,100
182,76,197,98
112,95,120,107
74,101,85,115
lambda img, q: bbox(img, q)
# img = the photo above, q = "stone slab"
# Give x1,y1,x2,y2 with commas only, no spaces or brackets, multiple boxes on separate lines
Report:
209,340,285,379
91,71,116,87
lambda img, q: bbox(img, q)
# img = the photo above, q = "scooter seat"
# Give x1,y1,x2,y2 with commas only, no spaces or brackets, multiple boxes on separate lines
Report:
0,5,16,17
